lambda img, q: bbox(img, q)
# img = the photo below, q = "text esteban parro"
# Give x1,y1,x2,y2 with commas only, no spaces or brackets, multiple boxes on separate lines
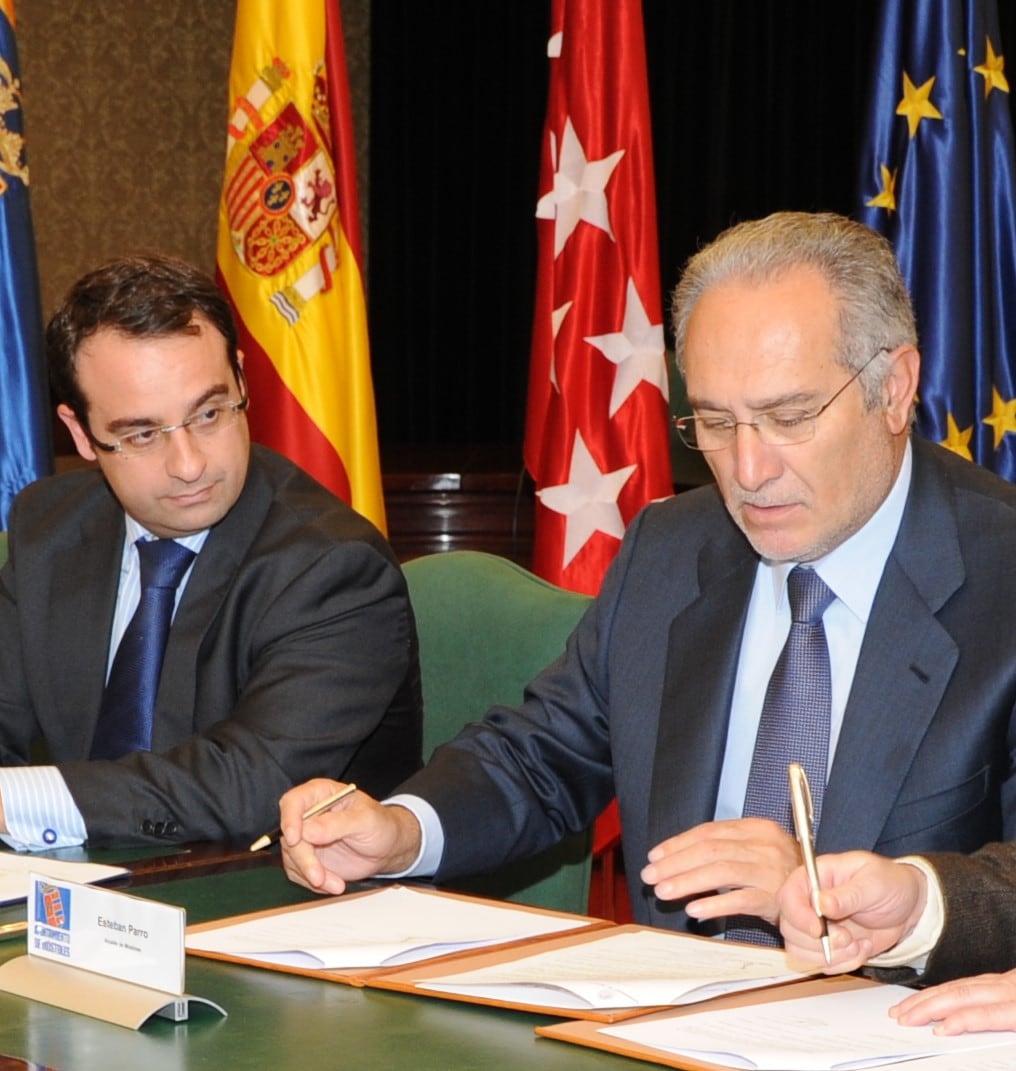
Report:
97,915,152,953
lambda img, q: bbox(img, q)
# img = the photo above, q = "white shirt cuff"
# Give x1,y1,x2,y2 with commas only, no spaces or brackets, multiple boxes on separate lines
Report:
866,856,944,971
0,766,88,851
379,794,444,877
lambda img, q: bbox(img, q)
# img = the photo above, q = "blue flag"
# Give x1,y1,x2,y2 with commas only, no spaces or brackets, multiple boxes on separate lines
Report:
857,0,1016,480
0,4,51,528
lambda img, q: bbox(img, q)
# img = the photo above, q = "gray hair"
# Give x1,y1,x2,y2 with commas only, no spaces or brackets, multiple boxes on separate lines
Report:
671,212,917,409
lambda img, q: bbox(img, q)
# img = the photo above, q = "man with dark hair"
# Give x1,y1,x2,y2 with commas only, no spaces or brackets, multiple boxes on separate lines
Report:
0,252,421,849
277,212,1016,941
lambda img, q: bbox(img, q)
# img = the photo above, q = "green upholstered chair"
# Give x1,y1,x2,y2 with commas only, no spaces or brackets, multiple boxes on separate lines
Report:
402,550,594,914
0,531,6,567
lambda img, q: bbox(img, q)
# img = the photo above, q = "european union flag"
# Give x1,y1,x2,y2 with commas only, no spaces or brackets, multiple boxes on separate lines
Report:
0,3,51,528
857,0,1016,480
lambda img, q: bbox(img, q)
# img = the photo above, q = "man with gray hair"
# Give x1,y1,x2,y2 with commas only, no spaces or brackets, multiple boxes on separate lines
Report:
277,211,1016,942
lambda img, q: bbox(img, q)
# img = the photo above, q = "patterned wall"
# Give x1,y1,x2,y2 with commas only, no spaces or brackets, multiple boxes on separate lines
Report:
17,0,370,319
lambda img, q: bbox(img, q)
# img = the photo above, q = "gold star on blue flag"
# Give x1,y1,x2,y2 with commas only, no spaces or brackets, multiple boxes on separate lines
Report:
0,1,52,526
857,0,1016,481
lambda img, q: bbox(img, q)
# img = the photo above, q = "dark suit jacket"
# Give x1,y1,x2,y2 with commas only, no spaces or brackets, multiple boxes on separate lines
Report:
0,445,422,846
876,843,1016,985
403,437,1016,930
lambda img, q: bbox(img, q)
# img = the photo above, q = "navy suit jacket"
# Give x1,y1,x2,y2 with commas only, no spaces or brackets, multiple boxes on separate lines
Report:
0,445,422,846
404,437,1016,930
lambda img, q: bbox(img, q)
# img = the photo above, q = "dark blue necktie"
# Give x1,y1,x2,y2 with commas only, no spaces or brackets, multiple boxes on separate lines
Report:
727,565,836,946
91,538,196,760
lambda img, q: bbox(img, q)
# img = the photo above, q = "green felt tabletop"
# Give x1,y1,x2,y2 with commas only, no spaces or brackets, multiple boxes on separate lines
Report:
0,863,650,1071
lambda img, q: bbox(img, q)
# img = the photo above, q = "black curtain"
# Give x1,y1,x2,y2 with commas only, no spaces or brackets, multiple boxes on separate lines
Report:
369,1,1016,464
369,2,548,462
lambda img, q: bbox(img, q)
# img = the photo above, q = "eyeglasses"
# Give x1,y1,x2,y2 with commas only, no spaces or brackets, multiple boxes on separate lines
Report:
673,350,886,452
89,393,250,459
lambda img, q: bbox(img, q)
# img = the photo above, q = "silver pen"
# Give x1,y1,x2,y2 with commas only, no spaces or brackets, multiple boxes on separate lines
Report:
788,762,832,965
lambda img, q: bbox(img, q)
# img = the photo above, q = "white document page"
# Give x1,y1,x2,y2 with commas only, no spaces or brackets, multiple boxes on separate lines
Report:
0,854,127,906
881,1047,1016,1070
418,927,806,1009
601,984,1016,1070
185,885,587,969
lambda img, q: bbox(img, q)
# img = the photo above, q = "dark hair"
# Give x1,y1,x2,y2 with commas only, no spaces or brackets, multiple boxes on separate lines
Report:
47,252,241,421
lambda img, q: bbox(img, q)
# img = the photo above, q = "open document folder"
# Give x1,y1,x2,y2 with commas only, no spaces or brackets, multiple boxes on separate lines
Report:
185,885,594,971
0,853,126,905
538,980,1016,1070
374,923,808,1016
410,926,804,1010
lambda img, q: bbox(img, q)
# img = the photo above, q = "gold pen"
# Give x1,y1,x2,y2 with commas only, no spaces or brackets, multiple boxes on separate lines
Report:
248,783,358,853
788,763,832,965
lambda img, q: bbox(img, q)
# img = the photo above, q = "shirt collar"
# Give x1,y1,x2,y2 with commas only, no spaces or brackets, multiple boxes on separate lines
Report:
766,439,913,623
122,514,210,560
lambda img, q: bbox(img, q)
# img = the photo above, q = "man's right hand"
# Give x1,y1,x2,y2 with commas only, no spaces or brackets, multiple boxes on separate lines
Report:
777,850,928,972
279,779,423,895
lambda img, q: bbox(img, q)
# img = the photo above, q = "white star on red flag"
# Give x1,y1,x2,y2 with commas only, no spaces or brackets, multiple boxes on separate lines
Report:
548,300,573,392
536,431,637,568
585,277,669,418
535,117,625,257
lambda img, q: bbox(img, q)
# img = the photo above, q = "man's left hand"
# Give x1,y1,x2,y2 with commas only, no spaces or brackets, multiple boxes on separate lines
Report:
640,817,799,925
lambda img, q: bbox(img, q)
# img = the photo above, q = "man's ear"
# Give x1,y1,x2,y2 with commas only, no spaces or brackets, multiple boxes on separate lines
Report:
883,345,920,434
56,404,99,462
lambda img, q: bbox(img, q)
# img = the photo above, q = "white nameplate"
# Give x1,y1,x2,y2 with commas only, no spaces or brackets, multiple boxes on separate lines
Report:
27,871,183,994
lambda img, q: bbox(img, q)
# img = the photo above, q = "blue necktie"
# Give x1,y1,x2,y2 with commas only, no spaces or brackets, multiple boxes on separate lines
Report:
91,538,196,760
727,565,836,945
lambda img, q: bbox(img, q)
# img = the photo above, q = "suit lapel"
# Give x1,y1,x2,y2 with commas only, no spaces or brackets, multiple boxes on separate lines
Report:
646,539,758,851
152,451,275,745
46,497,123,758
819,440,965,851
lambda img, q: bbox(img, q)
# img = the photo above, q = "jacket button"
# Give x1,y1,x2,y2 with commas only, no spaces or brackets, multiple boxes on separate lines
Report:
153,821,166,837
165,821,179,836
141,820,155,834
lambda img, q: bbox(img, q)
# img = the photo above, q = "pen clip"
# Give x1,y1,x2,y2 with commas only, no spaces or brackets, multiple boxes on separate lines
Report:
788,762,815,842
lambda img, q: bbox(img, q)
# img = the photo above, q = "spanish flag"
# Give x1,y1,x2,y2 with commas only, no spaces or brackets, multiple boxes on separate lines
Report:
216,0,385,531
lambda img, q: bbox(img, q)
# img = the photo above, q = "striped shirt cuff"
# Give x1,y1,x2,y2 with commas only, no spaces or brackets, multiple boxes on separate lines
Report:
0,766,88,851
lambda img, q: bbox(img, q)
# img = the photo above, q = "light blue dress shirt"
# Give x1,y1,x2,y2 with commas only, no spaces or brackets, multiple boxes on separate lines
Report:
714,442,913,820
0,517,207,851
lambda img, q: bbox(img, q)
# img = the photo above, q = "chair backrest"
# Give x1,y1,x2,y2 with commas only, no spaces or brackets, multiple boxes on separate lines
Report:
402,550,594,914
0,531,6,568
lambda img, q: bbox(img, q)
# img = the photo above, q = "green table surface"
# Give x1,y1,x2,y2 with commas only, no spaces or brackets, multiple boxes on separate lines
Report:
0,863,649,1071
